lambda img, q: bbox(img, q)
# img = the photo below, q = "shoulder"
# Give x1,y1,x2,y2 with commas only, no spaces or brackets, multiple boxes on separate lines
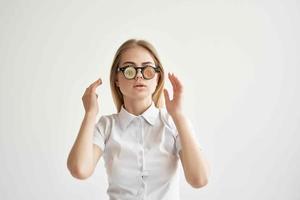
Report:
95,113,118,129
158,108,195,132
158,107,176,130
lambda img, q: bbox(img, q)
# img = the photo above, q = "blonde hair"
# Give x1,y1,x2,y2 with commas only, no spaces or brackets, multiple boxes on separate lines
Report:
109,39,165,112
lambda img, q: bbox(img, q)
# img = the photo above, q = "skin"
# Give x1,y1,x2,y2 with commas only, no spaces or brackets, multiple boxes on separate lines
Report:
67,46,210,189
115,46,160,116
164,73,210,188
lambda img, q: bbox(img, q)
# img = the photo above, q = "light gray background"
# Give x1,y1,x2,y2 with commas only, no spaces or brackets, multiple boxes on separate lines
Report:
0,0,299,199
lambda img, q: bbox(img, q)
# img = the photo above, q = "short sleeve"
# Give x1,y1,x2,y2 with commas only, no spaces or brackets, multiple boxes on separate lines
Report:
164,111,202,155
93,115,109,152
171,119,185,155
159,109,180,155
175,133,182,155
175,119,203,155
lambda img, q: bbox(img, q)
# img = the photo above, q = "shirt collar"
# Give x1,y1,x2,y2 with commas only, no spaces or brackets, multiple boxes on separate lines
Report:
118,101,159,130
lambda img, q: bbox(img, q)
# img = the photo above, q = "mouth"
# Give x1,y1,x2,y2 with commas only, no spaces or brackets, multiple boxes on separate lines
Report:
134,84,147,88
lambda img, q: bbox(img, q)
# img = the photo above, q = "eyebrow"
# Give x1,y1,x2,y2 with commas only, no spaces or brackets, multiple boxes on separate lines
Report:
121,61,155,66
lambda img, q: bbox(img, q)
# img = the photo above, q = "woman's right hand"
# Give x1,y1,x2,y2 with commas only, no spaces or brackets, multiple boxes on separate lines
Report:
82,78,102,116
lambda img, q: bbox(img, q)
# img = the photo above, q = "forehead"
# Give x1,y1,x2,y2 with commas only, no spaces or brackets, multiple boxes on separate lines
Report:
120,46,155,65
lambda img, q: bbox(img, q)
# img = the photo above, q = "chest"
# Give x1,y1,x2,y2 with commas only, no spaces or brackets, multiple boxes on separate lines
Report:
102,119,179,183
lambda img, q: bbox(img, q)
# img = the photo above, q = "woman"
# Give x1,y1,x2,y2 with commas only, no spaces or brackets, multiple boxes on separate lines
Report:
67,38,210,200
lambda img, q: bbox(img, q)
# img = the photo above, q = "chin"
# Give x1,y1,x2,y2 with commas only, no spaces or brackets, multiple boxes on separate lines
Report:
128,92,151,100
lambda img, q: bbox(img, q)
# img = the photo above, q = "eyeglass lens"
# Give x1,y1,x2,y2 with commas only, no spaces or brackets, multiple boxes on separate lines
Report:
122,65,157,80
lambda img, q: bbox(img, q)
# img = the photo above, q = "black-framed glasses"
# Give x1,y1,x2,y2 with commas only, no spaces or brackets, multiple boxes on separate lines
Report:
117,65,160,80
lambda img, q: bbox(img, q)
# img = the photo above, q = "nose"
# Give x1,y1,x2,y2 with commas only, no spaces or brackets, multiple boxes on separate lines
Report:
135,69,143,79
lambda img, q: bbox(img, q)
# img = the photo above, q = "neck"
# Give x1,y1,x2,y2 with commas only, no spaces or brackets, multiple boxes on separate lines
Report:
123,97,152,116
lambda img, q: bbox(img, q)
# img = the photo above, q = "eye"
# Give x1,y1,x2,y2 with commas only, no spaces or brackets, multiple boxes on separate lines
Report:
123,66,136,79
143,66,156,79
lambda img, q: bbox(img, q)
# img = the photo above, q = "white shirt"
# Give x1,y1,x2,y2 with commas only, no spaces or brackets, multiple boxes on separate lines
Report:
93,101,195,200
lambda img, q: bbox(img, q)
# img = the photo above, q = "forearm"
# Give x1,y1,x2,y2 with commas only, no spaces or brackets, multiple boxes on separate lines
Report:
172,113,210,187
67,112,96,176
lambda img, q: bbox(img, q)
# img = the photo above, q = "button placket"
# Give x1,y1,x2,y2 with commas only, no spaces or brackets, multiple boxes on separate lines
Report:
139,117,145,171
136,118,143,171
137,180,147,199
138,117,147,198
139,117,144,145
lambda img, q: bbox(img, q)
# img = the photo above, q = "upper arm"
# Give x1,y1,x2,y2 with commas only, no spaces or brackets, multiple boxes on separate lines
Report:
92,115,110,166
93,144,103,168
179,150,188,180
68,145,103,180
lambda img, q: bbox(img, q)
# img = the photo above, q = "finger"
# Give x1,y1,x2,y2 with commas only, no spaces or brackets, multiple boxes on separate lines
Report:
168,73,177,91
90,78,102,93
171,73,183,92
84,87,91,95
89,78,102,87
163,88,171,103
168,72,175,87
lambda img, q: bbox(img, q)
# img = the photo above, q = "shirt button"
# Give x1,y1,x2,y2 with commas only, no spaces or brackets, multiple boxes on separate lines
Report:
141,170,149,179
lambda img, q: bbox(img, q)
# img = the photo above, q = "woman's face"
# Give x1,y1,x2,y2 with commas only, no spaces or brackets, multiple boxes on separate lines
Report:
116,46,160,101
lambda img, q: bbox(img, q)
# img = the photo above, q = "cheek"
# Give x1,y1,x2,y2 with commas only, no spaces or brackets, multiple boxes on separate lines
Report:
118,78,132,92
117,74,126,86
119,81,129,90
149,78,159,91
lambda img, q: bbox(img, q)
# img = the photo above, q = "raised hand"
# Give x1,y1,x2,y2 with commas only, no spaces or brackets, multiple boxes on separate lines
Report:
82,78,102,116
163,72,184,117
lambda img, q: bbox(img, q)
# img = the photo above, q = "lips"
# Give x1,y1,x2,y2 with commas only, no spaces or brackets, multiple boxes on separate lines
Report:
134,84,146,88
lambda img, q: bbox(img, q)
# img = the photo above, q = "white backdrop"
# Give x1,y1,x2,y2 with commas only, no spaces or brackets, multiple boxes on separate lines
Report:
0,0,299,199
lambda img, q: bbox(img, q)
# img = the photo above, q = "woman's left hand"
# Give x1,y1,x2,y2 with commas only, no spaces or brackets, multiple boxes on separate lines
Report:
163,72,184,117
